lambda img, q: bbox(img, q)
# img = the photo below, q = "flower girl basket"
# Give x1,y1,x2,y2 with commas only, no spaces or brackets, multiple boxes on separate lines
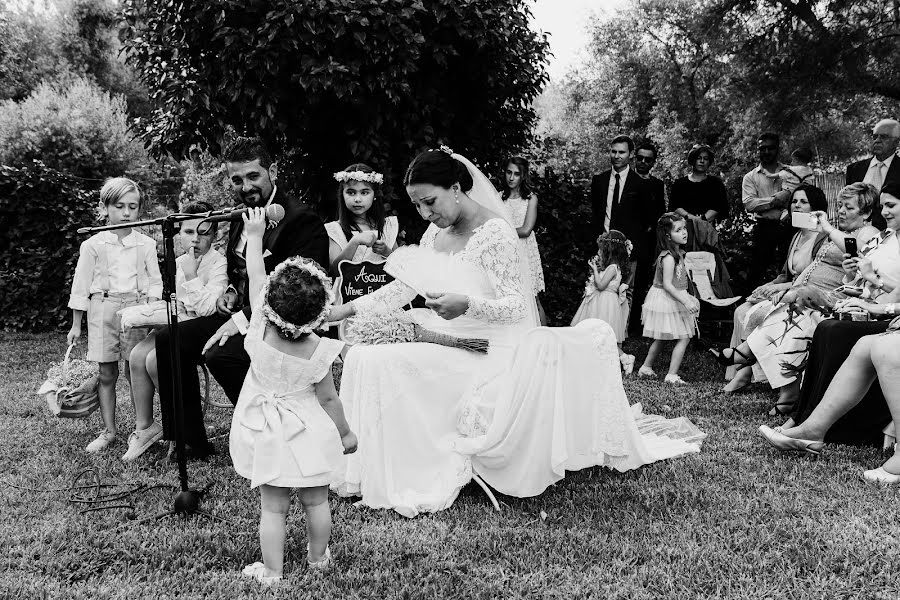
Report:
37,343,100,418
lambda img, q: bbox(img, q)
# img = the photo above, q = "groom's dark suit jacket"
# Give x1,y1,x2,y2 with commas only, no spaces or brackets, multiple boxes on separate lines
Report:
590,169,657,261
226,191,330,310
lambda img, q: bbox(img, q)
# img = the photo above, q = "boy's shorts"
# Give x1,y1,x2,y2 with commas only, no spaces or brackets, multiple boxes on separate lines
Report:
86,293,150,363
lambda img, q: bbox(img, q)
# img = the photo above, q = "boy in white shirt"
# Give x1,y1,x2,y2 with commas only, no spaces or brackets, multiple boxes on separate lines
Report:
67,178,162,453
122,201,228,461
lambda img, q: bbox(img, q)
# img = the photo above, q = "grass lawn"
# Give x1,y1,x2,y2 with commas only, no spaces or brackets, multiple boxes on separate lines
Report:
2,331,899,599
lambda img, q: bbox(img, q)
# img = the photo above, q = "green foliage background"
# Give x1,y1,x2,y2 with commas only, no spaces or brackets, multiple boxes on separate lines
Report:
0,163,96,330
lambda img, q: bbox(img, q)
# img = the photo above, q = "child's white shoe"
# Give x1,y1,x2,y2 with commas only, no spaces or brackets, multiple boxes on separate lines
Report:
637,366,656,378
307,544,332,570
122,422,163,462
241,562,282,586
619,354,635,375
86,429,116,453
664,374,688,385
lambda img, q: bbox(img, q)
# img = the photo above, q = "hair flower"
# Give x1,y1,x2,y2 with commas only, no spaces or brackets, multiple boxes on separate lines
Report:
262,257,335,338
333,170,384,185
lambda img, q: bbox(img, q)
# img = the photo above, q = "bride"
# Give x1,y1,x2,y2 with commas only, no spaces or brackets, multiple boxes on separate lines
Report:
326,147,704,517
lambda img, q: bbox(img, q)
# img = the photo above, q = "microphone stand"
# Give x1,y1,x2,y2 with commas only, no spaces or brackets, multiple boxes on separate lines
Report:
78,213,229,525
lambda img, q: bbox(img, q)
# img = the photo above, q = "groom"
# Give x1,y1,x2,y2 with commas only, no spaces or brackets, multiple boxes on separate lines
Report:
155,137,329,458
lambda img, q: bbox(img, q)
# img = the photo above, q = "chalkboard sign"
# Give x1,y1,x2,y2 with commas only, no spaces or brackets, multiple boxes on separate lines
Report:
336,259,394,305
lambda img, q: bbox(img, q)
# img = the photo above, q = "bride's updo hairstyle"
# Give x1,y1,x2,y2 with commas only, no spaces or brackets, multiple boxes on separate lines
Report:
404,149,474,193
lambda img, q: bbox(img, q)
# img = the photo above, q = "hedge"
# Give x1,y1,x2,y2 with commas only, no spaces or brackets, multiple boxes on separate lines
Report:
0,162,95,330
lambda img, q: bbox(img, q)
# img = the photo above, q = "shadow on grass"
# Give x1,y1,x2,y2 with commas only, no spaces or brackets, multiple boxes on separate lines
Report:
1,331,899,599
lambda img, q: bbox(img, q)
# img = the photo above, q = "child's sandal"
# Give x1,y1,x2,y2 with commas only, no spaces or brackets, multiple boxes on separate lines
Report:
241,562,282,586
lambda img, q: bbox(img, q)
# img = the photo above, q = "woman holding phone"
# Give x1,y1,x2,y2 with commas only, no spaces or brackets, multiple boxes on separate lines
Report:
711,183,891,415
723,185,828,393
770,184,900,445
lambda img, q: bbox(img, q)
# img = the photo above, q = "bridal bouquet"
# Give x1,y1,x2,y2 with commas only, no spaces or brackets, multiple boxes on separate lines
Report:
344,310,490,354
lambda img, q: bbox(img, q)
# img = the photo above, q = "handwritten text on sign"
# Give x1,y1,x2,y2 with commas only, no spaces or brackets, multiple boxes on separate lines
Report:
337,260,394,303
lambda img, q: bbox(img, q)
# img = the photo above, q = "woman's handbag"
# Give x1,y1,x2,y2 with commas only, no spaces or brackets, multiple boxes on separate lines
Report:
37,343,100,418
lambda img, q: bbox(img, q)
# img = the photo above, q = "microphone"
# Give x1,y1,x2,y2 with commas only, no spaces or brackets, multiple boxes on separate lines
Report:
201,204,285,224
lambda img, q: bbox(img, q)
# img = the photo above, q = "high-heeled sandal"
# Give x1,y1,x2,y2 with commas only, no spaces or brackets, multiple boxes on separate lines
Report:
708,346,755,367
768,401,795,417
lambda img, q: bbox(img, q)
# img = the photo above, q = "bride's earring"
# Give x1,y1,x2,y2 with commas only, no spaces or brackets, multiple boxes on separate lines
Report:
454,188,459,204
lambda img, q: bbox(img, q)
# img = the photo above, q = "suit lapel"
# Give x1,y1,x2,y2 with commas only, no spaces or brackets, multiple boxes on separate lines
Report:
885,156,900,185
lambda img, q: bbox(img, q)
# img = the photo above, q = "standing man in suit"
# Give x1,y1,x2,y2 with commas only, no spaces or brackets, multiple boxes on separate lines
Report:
846,119,900,192
631,140,667,330
155,137,329,458
591,135,656,329
742,132,792,290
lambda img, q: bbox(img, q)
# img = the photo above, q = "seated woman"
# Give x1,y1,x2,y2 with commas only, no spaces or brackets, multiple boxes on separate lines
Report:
669,144,729,224
759,316,900,483
783,184,900,444
327,148,704,517
724,185,827,394
711,183,889,415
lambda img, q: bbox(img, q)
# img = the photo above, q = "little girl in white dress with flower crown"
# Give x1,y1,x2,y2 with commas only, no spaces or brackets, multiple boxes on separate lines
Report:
230,208,357,585
571,230,633,370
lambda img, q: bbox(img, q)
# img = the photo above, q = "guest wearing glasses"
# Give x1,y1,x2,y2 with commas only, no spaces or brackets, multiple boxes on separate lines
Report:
631,140,667,330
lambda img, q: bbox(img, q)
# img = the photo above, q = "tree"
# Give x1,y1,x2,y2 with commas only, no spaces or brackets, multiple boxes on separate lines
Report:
537,0,900,178
120,0,550,222
0,77,147,180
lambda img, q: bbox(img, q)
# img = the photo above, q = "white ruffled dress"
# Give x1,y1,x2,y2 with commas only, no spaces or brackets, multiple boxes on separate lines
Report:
230,293,346,489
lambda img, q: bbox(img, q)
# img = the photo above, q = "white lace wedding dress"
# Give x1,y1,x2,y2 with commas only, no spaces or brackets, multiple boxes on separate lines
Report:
334,218,704,517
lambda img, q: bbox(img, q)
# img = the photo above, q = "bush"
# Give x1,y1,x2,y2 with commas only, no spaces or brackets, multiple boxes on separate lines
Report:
0,162,95,331
529,170,594,326
0,76,146,180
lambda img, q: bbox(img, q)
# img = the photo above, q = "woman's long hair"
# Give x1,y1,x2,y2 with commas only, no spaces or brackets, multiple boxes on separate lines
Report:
655,212,686,265
500,156,534,200
336,162,386,241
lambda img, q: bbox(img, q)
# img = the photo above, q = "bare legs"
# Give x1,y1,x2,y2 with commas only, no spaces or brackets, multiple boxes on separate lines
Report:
872,336,900,474
97,361,125,436
257,484,331,577
641,337,691,376
129,332,158,430
780,335,879,442
724,365,751,393
298,486,331,563
259,485,290,577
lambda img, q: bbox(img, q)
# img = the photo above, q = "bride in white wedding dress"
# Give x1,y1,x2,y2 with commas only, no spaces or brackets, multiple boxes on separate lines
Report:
327,148,704,517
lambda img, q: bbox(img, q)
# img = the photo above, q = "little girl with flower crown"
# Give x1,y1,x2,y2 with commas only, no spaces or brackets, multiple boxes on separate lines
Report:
230,208,357,584
571,230,634,372
325,163,398,273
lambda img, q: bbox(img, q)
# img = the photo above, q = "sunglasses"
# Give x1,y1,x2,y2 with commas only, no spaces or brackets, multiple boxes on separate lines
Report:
635,155,656,163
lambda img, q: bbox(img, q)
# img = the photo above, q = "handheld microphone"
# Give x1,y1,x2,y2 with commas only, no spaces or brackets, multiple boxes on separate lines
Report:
201,204,285,224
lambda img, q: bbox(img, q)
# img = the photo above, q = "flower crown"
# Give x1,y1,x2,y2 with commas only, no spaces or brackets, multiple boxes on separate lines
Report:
262,257,335,338
334,170,384,185
598,234,634,256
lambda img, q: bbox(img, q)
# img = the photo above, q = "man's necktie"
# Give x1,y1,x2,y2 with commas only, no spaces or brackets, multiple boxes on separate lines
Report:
613,173,621,205
871,161,884,191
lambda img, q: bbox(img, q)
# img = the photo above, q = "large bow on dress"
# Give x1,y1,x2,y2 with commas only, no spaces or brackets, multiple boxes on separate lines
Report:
241,390,330,488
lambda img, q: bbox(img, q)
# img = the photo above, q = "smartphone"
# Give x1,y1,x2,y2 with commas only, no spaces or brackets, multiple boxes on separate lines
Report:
844,237,858,258
790,212,818,230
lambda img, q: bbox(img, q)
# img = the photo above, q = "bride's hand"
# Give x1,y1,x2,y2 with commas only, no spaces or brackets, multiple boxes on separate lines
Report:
424,292,469,320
